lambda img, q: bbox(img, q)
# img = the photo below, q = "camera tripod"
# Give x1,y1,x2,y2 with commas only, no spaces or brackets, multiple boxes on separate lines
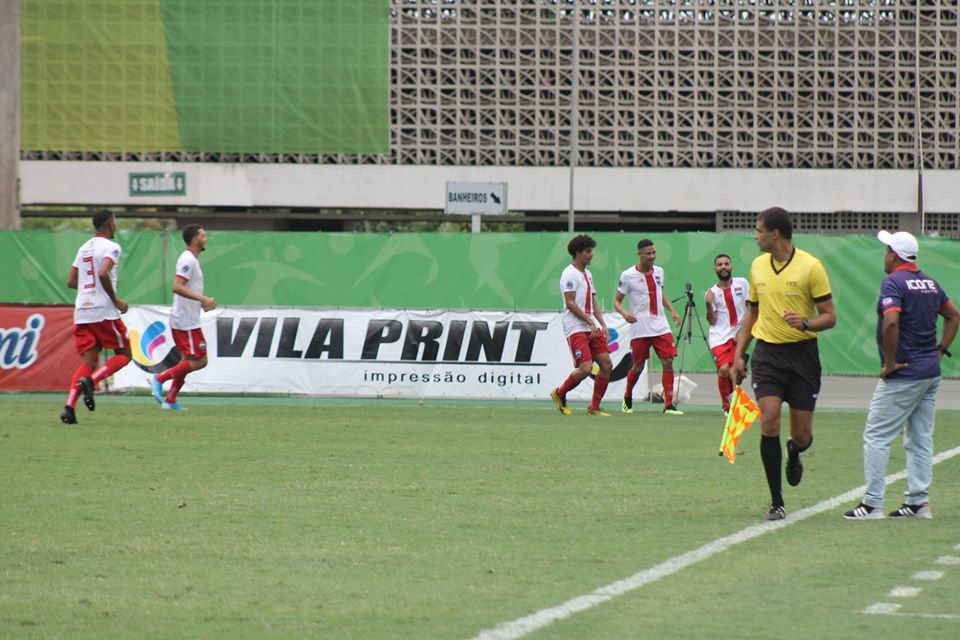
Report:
670,282,711,410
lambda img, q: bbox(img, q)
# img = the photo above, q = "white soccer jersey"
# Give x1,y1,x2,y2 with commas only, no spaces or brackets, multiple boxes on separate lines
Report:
559,264,596,337
72,236,122,324
707,277,750,348
170,250,205,330
617,265,670,338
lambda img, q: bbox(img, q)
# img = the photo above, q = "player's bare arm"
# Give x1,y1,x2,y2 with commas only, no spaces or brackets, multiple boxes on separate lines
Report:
705,289,717,325
67,266,78,290
663,296,681,326
97,257,127,313
614,290,637,324
564,290,598,337
173,276,218,311
592,296,609,340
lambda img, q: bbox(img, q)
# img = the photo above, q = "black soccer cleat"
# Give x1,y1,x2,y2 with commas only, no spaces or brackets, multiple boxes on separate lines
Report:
763,504,786,521
77,376,96,411
60,405,77,424
785,439,803,486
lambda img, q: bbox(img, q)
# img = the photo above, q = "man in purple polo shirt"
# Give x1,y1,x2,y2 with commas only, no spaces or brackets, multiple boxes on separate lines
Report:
843,230,959,520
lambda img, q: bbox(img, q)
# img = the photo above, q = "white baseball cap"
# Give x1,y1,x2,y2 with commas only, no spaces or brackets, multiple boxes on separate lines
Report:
877,230,918,262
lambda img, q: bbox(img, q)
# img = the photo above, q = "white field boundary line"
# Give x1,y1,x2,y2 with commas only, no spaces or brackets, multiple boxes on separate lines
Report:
471,445,960,640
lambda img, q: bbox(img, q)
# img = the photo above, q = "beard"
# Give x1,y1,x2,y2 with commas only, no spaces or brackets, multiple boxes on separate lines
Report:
716,270,732,281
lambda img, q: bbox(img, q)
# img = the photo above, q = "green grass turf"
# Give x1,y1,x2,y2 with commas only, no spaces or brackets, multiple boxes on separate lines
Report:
1,395,959,639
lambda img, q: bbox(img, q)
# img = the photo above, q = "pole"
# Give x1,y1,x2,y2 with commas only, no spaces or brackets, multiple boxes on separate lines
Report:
914,3,924,235
0,0,22,230
567,0,579,233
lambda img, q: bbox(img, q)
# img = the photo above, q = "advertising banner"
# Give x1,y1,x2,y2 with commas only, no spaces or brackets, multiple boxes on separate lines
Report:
0,305,76,391
113,306,648,402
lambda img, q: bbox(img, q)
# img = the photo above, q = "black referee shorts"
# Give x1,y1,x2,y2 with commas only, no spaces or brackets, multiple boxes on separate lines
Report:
750,339,822,411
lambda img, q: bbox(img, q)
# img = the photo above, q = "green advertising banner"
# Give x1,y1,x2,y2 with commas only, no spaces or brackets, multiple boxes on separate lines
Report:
21,0,389,154
2,230,957,377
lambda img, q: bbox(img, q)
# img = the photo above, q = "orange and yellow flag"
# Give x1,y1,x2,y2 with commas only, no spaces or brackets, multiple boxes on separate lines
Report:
719,386,761,463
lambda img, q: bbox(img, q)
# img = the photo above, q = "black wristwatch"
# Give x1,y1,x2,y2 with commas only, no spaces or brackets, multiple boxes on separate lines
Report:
801,318,810,331
938,344,952,358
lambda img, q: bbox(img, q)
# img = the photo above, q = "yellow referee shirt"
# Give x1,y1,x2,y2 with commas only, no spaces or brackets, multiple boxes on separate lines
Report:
749,247,832,344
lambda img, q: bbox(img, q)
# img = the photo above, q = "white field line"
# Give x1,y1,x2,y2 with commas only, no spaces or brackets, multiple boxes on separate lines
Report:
471,445,960,640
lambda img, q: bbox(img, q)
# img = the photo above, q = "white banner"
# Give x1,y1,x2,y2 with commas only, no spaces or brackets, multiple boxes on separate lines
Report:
114,306,647,402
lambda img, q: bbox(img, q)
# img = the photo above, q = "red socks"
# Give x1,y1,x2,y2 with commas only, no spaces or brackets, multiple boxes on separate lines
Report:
589,375,610,411
166,376,187,403
662,371,675,407
158,359,194,384
91,354,131,384
66,363,93,408
718,374,733,410
557,373,581,398
624,368,639,400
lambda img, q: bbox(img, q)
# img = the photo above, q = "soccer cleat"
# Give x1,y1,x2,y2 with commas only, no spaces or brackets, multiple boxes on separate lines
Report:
77,376,96,411
550,388,571,416
621,397,634,414
888,502,932,519
785,439,804,486
586,408,611,417
662,404,684,415
148,374,164,404
843,503,885,520
763,505,786,521
60,405,77,424
161,401,187,411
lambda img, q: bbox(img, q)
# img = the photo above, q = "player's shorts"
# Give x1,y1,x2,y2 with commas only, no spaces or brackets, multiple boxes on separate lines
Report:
567,331,611,367
710,339,737,370
751,339,821,411
73,319,129,355
172,327,207,358
629,333,677,365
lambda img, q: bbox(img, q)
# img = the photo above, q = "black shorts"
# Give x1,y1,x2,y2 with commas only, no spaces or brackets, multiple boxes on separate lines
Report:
751,339,822,411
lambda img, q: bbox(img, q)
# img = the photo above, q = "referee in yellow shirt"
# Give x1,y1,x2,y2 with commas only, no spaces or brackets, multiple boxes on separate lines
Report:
732,207,837,521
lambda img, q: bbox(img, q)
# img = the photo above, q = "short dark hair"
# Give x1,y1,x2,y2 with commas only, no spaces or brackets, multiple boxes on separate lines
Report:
758,207,793,240
92,210,114,231
714,253,731,264
182,224,204,246
567,234,596,257
637,239,654,250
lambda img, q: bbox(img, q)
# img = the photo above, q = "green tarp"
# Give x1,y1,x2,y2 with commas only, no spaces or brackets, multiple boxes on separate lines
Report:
3,229,957,376
21,0,389,154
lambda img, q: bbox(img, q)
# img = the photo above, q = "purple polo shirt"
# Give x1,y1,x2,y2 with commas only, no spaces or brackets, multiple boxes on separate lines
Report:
876,264,950,380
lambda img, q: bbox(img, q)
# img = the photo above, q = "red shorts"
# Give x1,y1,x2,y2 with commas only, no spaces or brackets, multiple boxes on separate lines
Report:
172,328,207,358
74,319,129,355
630,333,677,364
711,339,737,369
567,331,610,367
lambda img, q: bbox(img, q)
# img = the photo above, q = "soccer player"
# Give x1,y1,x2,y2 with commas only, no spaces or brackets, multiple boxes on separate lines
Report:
843,231,959,519
614,239,683,415
705,254,750,414
61,210,132,424
550,234,613,416
732,207,837,521
149,225,216,410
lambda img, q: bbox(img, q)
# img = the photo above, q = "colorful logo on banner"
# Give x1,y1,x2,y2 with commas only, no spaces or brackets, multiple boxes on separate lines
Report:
0,313,45,369
129,320,182,373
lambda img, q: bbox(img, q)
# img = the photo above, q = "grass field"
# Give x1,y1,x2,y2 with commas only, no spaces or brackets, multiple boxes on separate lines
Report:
2,394,959,639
